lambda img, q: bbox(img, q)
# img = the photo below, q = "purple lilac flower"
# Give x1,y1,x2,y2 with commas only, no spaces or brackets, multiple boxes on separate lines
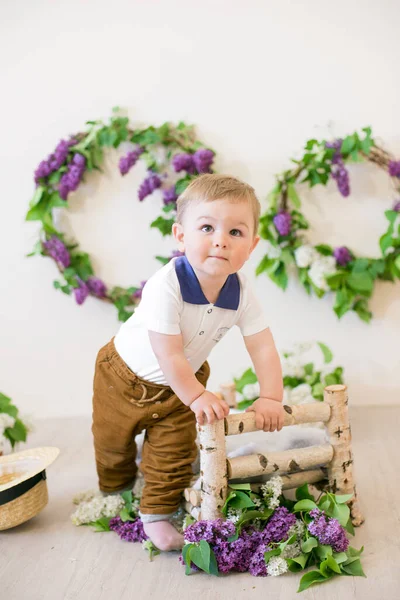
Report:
273,211,292,236
138,173,162,201
163,186,178,205
132,280,147,300
172,153,195,174
183,512,296,577
58,153,86,200
34,138,76,184
325,139,350,197
73,280,89,305
393,200,400,212
332,165,350,197
308,509,349,553
260,507,296,545
248,543,270,577
334,246,352,267
42,236,71,268
193,149,215,174
109,516,148,542
184,519,236,545
119,146,145,176
86,276,107,298
213,529,260,573
388,160,400,178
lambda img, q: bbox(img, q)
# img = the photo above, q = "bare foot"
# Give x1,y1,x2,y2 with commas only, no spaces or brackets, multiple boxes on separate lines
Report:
143,520,184,552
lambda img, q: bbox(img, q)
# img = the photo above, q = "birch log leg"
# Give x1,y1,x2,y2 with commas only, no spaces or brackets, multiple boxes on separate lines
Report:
325,384,365,526
198,420,228,520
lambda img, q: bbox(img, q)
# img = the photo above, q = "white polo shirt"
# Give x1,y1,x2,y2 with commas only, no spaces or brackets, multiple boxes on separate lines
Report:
114,256,269,385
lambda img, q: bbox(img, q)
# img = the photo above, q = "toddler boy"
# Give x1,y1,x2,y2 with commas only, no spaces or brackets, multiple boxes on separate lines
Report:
92,174,284,550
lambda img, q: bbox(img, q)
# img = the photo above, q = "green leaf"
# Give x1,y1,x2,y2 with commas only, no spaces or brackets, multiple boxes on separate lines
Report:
233,368,257,394
25,196,50,222
333,552,348,564
293,499,318,512
0,392,12,405
315,544,333,561
311,382,324,401
4,419,27,445
385,209,398,225
182,544,193,575
343,546,364,564
341,558,366,577
287,553,308,571
228,490,255,510
317,342,333,364
325,554,341,574
155,255,170,266
334,493,354,504
380,232,394,255
344,517,355,536
314,244,333,256
190,541,212,573
150,216,174,237
175,176,192,195
347,271,373,293
228,483,252,491
301,537,318,553
298,570,328,592
287,183,301,208
269,262,288,290
29,185,45,208
119,507,136,522
295,483,315,502
90,517,112,532
341,135,356,155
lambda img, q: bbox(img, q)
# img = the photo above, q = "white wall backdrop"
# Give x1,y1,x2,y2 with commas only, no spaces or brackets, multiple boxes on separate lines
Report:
1,0,399,419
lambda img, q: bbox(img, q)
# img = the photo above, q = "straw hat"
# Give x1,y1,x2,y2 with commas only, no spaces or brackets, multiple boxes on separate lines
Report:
0,446,59,531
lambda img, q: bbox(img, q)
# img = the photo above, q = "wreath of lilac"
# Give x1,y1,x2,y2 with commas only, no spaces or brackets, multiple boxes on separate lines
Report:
26,108,216,321
257,127,400,322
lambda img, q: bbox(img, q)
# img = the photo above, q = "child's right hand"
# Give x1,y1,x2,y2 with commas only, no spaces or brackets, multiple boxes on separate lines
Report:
190,391,230,425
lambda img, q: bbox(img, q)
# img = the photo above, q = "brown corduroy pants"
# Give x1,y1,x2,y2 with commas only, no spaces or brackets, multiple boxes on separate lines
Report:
91,338,210,516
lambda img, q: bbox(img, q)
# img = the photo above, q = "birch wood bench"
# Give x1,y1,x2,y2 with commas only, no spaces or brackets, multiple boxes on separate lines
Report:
184,384,364,527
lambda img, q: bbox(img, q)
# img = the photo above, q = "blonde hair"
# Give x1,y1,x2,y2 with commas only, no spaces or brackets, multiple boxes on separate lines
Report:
176,174,260,235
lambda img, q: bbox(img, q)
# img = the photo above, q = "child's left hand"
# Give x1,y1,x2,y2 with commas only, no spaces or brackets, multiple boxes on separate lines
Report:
245,397,285,432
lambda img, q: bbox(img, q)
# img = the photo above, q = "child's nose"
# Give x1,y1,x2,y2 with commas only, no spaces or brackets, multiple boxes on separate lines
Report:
213,232,228,248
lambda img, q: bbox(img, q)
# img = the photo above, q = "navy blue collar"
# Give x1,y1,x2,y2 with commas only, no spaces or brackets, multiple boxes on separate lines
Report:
175,255,240,310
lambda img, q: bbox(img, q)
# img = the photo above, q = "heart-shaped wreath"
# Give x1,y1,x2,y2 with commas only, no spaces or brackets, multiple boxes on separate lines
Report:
257,127,400,322
26,109,216,321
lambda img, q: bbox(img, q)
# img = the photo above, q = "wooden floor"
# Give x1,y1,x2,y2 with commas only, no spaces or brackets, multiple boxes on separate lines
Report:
1,406,399,600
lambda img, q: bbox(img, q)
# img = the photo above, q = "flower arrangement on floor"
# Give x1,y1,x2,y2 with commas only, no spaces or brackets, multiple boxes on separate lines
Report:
0,393,30,455
26,108,216,321
257,127,400,322
234,341,343,411
71,477,365,592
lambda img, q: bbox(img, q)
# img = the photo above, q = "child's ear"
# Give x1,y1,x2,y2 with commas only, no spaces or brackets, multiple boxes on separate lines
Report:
172,222,185,251
249,235,260,256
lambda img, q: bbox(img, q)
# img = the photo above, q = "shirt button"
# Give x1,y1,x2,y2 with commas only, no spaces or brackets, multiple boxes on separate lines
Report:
152,413,159,419
199,331,204,335
207,309,212,314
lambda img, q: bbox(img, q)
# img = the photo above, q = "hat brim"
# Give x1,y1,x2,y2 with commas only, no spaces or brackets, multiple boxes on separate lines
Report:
0,447,60,492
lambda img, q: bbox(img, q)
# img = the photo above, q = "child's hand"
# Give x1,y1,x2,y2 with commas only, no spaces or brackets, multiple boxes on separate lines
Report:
245,397,285,432
190,391,230,425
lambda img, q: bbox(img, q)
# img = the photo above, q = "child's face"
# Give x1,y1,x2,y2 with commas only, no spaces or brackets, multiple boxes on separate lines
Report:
172,198,260,279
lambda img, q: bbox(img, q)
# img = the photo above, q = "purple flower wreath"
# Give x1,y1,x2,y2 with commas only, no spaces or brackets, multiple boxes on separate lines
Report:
26,109,215,322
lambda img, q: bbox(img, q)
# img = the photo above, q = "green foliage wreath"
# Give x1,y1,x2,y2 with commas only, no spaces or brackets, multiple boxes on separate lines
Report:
257,127,400,322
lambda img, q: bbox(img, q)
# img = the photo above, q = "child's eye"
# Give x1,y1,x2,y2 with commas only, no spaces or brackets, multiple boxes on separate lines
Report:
201,225,213,233
230,229,242,237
